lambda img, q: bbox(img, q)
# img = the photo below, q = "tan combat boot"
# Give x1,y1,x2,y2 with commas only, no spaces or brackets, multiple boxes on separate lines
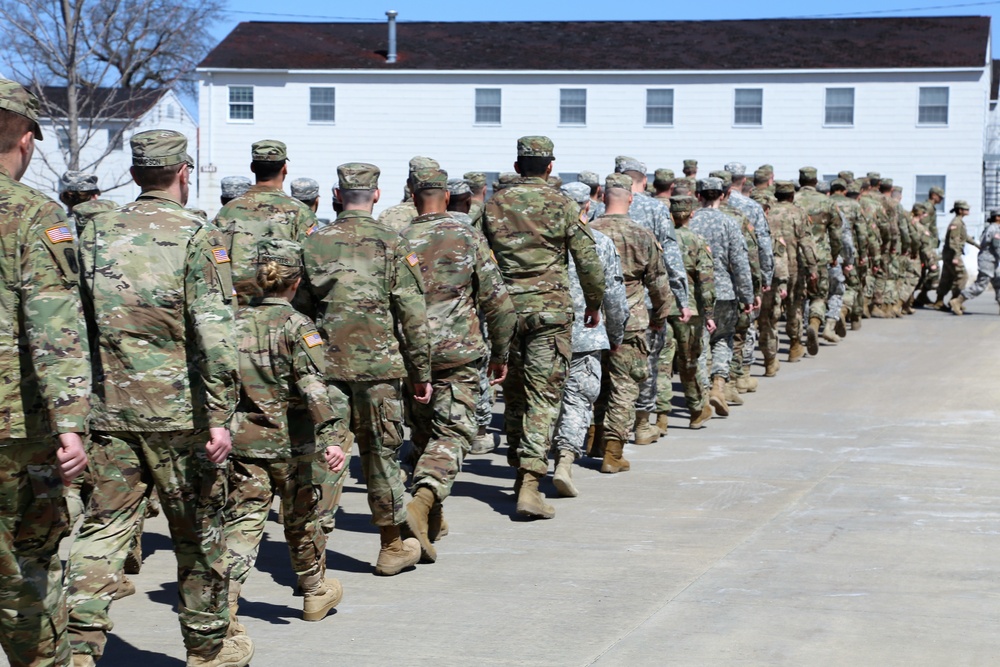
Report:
299,569,343,621
587,424,605,458
850,314,862,331
655,412,669,436
709,376,729,416
724,380,744,406
600,438,631,474
787,340,805,363
740,365,758,392
469,426,495,454
404,486,437,563
427,499,448,541
633,411,658,445
764,356,780,377
929,299,944,310
806,316,821,355
821,318,840,344
552,449,579,498
227,581,245,637
949,295,966,315
689,403,713,429
892,301,903,317
870,304,889,318
515,471,555,519
374,525,420,576
113,575,135,600
834,316,847,338
186,636,254,667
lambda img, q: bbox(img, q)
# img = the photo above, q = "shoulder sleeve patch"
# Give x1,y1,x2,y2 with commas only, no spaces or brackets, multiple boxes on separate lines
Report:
302,331,323,348
212,246,231,263
406,252,420,267
45,225,74,244
306,224,317,236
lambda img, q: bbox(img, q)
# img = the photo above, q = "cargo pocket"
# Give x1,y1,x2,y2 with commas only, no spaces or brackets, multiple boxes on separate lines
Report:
379,394,405,452
16,463,67,557
628,337,650,383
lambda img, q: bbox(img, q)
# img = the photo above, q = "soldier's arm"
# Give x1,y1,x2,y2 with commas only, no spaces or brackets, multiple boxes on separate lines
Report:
839,212,856,266
752,204,775,286
745,227,762,296
472,235,516,365
390,237,432,384
654,206,690,309
186,225,240,427
288,318,350,452
642,236,674,326
600,240,629,348
797,216,820,275
566,215,605,312
23,203,91,433
728,225,754,305
697,242,717,321
827,203,844,262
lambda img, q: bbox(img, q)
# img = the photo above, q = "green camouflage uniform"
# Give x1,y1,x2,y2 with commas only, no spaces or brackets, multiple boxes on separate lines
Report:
0,160,91,667
69,199,117,237
67,131,240,661
377,200,418,232
766,196,819,357
830,192,867,320
721,200,761,383
796,181,842,320
483,160,604,475
400,206,515,500
937,213,974,299
669,220,716,412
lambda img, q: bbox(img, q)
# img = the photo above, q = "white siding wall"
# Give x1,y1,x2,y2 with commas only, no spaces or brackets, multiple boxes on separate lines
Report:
198,69,989,239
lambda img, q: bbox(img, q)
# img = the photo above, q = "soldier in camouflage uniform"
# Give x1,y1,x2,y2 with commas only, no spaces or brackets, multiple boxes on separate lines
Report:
0,79,90,667
301,163,430,575
690,177,753,418
652,168,675,202
482,136,604,519
831,179,867,331
58,170,117,237
796,167,843,353
577,170,602,221
223,238,348,628
936,200,975,308
682,159,698,178
592,174,672,473
377,157,438,231
921,186,945,246
463,171,487,230
857,176,885,317
876,178,905,317
892,185,922,313
290,177,328,223
551,182,628,496
915,187,944,306
749,190,789,375
219,176,251,207
399,166,516,560
67,130,252,667
953,209,1000,314
493,172,519,192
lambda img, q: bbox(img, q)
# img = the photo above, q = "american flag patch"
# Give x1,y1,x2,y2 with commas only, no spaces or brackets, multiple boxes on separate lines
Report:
307,224,317,236
45,225,73,244
212,247,230,263
302,331,323,348
406,252,419,267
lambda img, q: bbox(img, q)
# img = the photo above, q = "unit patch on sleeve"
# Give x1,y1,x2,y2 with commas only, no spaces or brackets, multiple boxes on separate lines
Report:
212,247,231,264
45,225,73,244
406,252,419,267
302,331,323,348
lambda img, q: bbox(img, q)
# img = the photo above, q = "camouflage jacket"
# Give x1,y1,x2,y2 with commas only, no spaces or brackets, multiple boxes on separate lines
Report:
911,215,939,259
877,195,902,255
796,186,843,262
675,226,716,321
467,200,485,232
594,193,689,309
568,229,628,353
377,200,418,232
213,184,317,303
590,213,672,332
301,209,431,383
921,199,940,243
722,203,762,296
70,198,117,237
690,208,753,305
81,190,239,431
483,176,604,315
895,202,918,257
400,212,516,369
768,202,819,281
857,194,884,265
831,195,868,267
943,215,972,259
0,167,90,441
729,190,775,286
976,222,1000,272
231,297,346,459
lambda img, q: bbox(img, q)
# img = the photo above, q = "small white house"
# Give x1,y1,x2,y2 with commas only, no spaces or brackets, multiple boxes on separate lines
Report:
196,15,992,237
23,88,197,205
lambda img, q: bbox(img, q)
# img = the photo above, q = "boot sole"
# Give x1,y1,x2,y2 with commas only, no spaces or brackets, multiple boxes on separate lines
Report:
633,434,658,445
515,503,555,519
303,588,343,621
709,396,729,417
805,330,819,355
552,474,579,498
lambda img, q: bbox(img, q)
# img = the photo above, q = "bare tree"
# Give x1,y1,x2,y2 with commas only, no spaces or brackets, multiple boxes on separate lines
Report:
0,0,223,186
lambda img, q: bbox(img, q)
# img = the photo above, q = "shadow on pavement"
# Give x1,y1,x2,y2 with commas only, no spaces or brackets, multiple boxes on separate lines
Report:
104,635,183,666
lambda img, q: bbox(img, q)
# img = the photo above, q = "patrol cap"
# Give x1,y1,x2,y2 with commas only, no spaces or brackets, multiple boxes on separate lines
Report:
708,170,732,188
758,164,774,175
799,166,818,181
410,166,447,191
131,130,192,168
830,178,848,190
912,202,928,214
577,170,600,187
654,168,674,185
724,162,746,178
0,78,43,140
775,180,796,195
929,186,945,197
337,162,380,190
255,238,303,268
463,171,486,190
683,159,698,170
517,135,554,158
847,181,862,194
605,173,632,191
290,177,319,201
615,155,646,174
669,195,698,215
561,181,591,205
892,186,902,195
697,176,723,193
221,175,252,199
838,170,855,182
753,168,770,183
447,178,471,196
498,172,518,184
951,200,970,212
881,177,894,188
816,180,831,194
251,139,287,162
673,177,696,195
408,156,439,174
59,170,99,194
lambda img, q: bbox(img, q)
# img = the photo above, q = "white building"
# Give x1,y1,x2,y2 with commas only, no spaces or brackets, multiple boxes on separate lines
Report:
23,88,197,205
196,15,992,237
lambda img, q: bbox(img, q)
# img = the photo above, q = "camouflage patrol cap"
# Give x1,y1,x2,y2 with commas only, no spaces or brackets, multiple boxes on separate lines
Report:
447,178,471,196
753,168,769,183
290,177,320,201
683,159,698,169
775,181,796,195
951,200,970,212
59,170,99,194
251,139,288,162
410,166,447,191
561,181,591,205
866,172,881,184
838,170,855,182
697,177,723,193
517,135,554,158
846,180,862,194
0,79,43,140
605,173,632,191
831,178,848,190
221,175,252,198
723,162,746,178
929,186,945,197
337,162,380,190
408,156,439,175
669,195,698,215
255,238,303,268
912,202,928,214
799,166,818,181
653,168,674,185
615,156,646,174
673,177,696,195
708,170,732,188
131,130,192,168
880,178,893,188
816,180,831,194
892,186,902,195
759,164,774,175
463,171,486,189
577,170,600,187
498,172,518,184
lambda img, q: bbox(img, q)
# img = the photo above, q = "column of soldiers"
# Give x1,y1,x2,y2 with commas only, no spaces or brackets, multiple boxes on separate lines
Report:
3,74,997,667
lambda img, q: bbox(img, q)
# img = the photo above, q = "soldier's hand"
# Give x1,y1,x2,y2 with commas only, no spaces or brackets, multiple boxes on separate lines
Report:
412,382,433,405
780,288,788,299
752,296,762,312
57,433,88,485
205,427,232,463
953,258,961,266
488,362,508,386
706,319,717,334
679,307,692,323
583,307,601,328
325,445,346,473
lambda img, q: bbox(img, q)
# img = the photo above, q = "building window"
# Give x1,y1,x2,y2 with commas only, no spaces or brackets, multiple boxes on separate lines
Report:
734,88,763,126
915,175,946,212
825,88,854,125
106,127,124,151
560,89,586,125
475,88,501,124
918,87,948,125
309,87,335,122
646,89,674,126
228,86,254,121
166,104,176,120
56,128,71,151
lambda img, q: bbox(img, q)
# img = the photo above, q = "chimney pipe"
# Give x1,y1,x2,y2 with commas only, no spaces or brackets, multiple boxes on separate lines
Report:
386,10,398,64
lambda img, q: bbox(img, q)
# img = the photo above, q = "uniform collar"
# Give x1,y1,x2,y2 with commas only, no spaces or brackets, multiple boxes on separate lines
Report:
137,189,182,206
412,212,451,224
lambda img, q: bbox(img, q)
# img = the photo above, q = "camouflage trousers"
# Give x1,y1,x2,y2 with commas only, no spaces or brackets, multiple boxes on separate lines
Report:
701,300,738,381
758,283,782,362
729,310,756,381
901,256,922,302
874,255,897,306
0,438,70,667
332,379,407,526
670,315,706,412
224,453,327,586
844,268,862,318
655,330,677,414
502,313,572,476
787,276,808,344
553,351,603,457
808,259,831,321
636,322,669,414
936,255,967,301
407,363,478,501
595,332,649,444
961,268,1000,302
826,262,846,318
65,430,229,659
917,250,941,297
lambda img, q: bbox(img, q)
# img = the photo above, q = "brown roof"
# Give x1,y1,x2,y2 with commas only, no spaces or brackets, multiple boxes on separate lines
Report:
199,16,990,72
34,86,166,120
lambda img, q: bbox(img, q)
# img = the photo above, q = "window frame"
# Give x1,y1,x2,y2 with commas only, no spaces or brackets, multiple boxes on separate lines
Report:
559,88,587,126
733,88,763,127
824,87,855,127
228,85,254,122
645,88,674,127
474,88,502,125
309,87,336,124
918,87,949,126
